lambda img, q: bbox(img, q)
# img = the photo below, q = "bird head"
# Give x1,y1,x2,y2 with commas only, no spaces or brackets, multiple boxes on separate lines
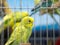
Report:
3,13,13,21
21,16,34,28
14,11,29,22
21,12,29,18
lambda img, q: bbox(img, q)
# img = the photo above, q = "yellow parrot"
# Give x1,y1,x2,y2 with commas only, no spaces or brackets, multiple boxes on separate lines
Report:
5,16,34,45
0,11,29,34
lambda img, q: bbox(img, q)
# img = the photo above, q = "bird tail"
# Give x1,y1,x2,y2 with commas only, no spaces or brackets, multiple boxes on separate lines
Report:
50,14,60,26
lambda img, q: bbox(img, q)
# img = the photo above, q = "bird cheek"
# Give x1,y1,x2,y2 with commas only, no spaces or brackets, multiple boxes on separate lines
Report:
30,24,32,27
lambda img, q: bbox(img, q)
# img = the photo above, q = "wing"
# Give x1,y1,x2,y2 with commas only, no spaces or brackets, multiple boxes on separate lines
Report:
55,8,60,15
5,25,25,45
21,28,32,43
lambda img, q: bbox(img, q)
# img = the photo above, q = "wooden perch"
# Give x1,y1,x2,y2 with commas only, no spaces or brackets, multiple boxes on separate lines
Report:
20,43,31,45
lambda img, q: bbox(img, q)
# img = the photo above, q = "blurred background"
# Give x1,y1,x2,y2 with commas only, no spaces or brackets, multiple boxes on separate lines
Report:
0,0,60,45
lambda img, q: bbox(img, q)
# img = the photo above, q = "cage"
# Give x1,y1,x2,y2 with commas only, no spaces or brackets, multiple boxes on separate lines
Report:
0,0,60,45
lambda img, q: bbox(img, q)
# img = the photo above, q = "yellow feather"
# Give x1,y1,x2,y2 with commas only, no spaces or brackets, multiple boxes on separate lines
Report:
34,0,41,5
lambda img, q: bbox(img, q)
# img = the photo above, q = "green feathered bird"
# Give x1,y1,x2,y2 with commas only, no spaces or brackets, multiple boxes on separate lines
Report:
5,16,34,45
31,0,52,15
31,0,60,25
0,11,29,34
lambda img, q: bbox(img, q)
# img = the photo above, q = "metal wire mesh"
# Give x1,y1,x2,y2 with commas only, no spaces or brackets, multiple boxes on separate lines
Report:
0,0,60,45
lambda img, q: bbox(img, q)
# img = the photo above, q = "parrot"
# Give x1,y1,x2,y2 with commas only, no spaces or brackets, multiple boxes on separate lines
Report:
50,0,60,16
12,22,21,30
43,8,60,25
5,16,34,45
48,3,60,25
31,0,60,25
31,0,52,16
0,11,29,34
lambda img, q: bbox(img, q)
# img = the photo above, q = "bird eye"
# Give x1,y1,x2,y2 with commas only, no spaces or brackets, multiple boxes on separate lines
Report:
28,20,31,22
